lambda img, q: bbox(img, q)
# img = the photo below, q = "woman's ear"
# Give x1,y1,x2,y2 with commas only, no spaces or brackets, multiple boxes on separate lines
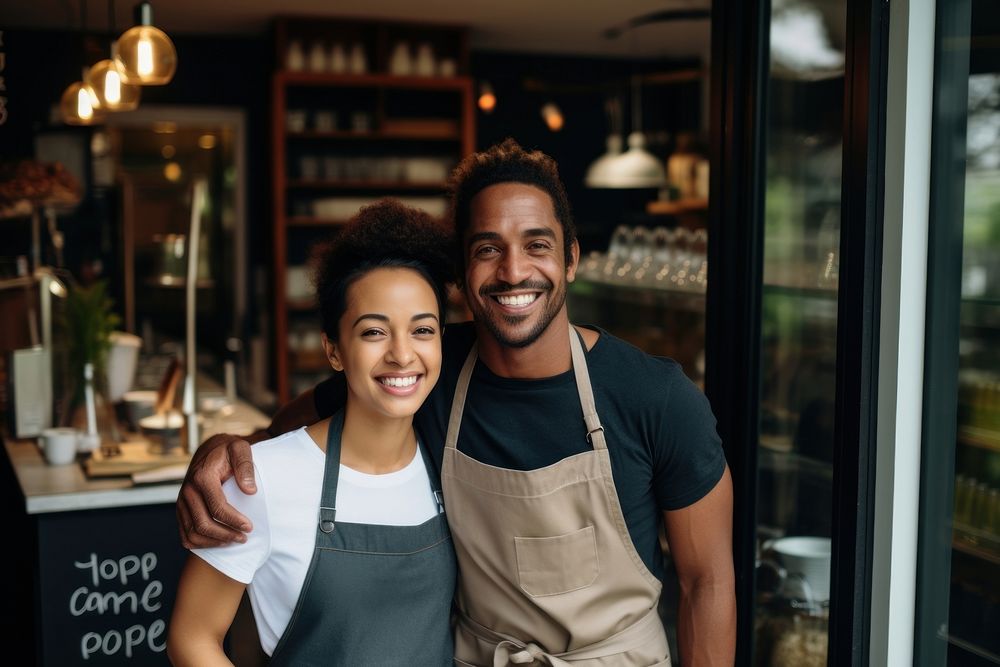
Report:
322,333,344,372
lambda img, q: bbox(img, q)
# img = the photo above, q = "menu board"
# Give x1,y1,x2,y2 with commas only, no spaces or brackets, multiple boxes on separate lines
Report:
35,504,186,665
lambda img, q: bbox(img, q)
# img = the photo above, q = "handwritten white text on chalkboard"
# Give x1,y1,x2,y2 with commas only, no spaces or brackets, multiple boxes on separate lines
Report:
70,552,167,660
81,620,166,660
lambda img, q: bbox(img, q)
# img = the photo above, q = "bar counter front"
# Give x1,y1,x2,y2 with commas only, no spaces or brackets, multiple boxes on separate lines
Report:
1,402,268,666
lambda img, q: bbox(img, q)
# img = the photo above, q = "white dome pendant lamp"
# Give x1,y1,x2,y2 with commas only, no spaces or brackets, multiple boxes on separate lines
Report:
602,74,665,189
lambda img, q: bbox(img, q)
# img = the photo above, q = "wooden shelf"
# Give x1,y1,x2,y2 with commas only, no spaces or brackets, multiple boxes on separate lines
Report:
958,426,1000,453
287,128,460,141
287,179,449,191
287,298,317,311
947,634,1000,664
287,216,349,227
646,198,709,216
278,71,472,91
953,536,1000,566
272,15,473,403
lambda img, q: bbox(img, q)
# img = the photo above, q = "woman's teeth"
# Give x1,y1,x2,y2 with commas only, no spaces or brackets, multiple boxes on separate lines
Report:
380,376,418,387
496,293,537,306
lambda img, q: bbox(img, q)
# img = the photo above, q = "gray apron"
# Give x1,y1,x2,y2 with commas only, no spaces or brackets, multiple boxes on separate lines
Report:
269,411,456,665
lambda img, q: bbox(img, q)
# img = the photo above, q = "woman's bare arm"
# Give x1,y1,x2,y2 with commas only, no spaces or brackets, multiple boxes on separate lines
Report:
167,555,247,667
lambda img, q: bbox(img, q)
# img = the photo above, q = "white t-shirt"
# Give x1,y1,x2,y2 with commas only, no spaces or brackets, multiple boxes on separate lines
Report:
192,426,440,655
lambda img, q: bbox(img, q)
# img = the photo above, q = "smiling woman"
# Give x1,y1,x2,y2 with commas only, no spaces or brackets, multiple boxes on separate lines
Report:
167,199,458,665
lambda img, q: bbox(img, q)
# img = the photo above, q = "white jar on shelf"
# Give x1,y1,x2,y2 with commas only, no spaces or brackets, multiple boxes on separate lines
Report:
390,41,413,76
349,43,368,74
329,43,348,74
415,42,435,77
286,40,305,71
309,42,327,72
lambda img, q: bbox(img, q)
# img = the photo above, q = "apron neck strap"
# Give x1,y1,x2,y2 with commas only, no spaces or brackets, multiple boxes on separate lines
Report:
318,410,345,533
569,326,606,450
444,325,606,451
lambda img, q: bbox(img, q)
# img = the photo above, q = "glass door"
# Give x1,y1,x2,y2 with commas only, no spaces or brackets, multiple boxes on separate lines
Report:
707,0,886,663
753,3,845,664
918,1,1000,664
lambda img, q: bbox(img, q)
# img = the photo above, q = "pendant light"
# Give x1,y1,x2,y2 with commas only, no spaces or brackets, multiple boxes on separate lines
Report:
116,2,177,85
87,1,141,111
540,102,564,132
586,76,665,188
587,11,713,189
61,68,105,126
87,45,141,110
478,81,497,113
585,98,624,187
60,1,104,125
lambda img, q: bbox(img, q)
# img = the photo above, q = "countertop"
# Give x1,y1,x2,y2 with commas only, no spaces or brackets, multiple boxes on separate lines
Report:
4,396,269,515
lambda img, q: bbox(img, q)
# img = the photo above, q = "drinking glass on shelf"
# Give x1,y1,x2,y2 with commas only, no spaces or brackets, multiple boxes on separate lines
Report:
689,229,709,292
605,225,634,283
579,251,603,281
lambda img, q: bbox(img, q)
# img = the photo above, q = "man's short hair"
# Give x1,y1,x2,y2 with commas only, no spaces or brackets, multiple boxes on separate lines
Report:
448,138,576,281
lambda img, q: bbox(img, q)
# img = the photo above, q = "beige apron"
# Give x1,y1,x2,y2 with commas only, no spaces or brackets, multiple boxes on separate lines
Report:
441,325,671,666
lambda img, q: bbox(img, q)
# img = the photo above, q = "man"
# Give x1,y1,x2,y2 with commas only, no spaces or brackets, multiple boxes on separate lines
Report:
179,139,736,665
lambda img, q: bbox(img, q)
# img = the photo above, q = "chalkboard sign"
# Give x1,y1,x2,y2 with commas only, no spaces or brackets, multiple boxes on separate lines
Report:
36,504,187,665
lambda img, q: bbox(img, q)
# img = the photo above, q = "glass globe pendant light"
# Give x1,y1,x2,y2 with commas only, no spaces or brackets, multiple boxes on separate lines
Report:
116,2,177,85
61,68,105,126
87,42,141,111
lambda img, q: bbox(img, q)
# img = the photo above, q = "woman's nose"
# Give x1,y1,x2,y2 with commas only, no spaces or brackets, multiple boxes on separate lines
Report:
386,337,415,366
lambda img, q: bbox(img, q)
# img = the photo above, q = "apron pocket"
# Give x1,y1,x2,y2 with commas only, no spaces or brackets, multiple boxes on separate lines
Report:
514,525,599,597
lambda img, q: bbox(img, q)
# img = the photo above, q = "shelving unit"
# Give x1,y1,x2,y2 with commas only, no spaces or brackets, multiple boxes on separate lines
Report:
949,292,1000,665
271,16,474,402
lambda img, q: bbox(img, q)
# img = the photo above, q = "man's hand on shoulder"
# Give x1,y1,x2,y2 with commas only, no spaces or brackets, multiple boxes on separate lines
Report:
176,431,263,549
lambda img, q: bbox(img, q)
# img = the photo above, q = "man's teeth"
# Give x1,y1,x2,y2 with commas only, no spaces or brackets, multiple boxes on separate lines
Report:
496,293,538,306
380,376,418,388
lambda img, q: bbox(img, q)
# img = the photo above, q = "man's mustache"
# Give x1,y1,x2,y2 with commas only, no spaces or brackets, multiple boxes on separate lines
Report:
479,280,553,297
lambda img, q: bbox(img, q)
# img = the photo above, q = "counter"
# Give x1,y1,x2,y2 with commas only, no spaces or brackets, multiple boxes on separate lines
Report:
2,395,269,666
7,398,269,514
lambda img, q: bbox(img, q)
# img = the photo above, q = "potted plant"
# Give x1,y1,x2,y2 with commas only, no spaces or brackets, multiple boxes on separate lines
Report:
59,280,122,450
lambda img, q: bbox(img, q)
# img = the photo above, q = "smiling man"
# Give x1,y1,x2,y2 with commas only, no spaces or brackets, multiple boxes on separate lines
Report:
178,139,736,665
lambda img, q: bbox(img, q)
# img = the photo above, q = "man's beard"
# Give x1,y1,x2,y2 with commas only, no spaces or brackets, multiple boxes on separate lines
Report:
472,278,567,349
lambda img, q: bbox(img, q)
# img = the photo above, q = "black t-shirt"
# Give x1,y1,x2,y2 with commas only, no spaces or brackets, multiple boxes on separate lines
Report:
314,321,726,579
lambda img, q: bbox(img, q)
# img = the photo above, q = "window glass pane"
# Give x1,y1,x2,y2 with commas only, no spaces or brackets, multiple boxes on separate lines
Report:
754,1,845,663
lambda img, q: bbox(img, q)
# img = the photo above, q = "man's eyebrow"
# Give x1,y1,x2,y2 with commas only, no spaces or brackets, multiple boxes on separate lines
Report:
467,231,502,244
522,227,556,240
466,228,556,244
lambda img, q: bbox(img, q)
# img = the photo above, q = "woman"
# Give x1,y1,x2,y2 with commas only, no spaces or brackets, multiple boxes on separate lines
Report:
168,200,456,665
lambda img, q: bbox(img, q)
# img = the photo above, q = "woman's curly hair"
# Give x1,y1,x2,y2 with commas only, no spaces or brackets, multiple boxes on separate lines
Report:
447,138,576,281
312,199,454,341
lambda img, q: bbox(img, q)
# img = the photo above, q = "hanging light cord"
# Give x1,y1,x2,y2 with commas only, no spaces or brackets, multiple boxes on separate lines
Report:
108,0,116,34
79,0,88,73
630,28,642,135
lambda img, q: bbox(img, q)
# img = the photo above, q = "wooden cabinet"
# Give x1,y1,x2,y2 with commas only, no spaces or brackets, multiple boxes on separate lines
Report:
271,17,474,402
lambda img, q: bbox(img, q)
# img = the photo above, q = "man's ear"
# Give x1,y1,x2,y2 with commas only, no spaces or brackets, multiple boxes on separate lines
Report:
322,333,344,372
566,239,581,283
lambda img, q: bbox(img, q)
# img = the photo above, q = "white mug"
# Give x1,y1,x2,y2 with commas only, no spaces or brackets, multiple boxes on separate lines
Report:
40,427,79,465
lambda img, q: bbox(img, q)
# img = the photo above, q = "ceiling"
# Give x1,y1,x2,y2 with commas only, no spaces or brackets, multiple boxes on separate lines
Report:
5,0,713,60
